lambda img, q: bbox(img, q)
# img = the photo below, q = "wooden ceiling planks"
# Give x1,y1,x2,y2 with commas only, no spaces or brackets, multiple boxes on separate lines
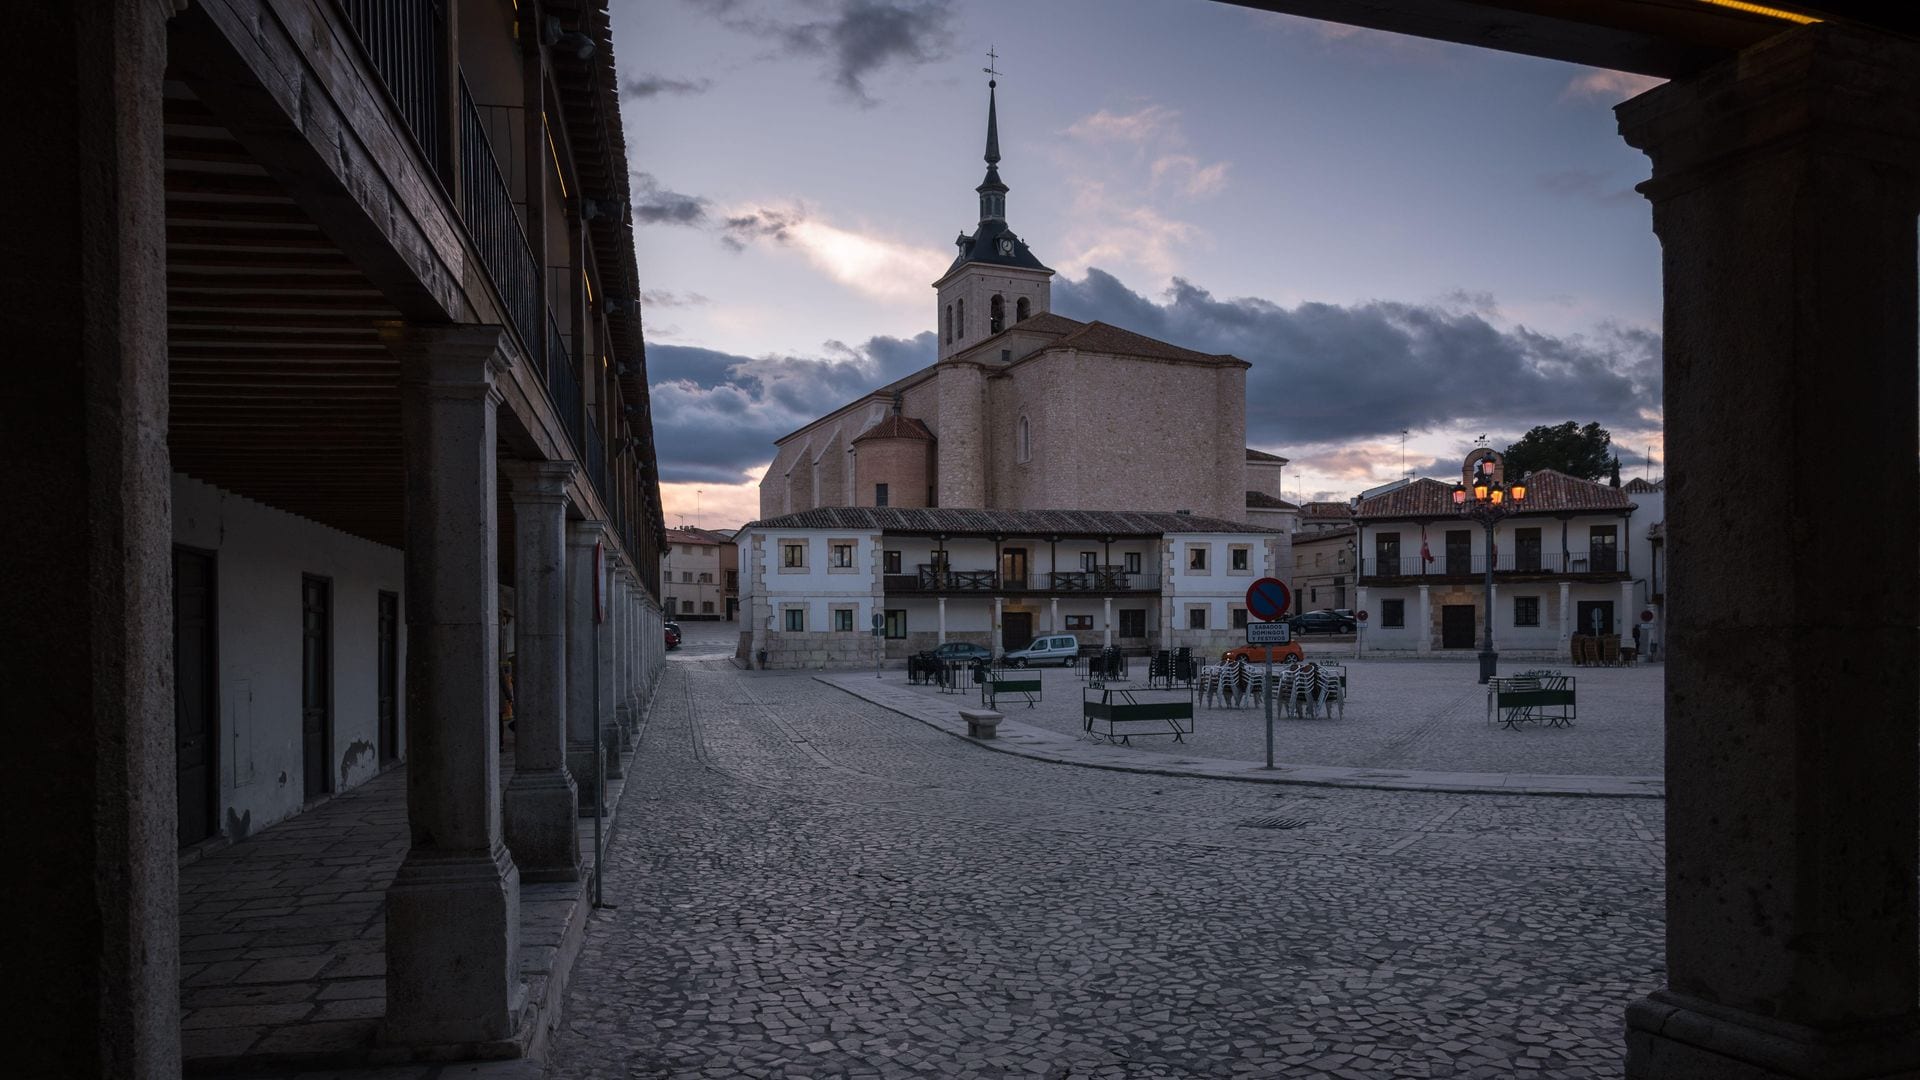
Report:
165,83,408,549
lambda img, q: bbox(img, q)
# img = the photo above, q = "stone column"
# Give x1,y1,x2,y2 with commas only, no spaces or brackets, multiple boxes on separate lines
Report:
1416,585,1431,655
1558,581,1572,652
1103,597,1113,649
938,597,947,645
610,569,632,752
1050,597,1059,634
15,2,180,1073
1618,580,1634,640
1618,25,1920,1077
566,521,607,816
500,461,579,883
992,596,1003,654
598,551,623,779
382,324,521,1045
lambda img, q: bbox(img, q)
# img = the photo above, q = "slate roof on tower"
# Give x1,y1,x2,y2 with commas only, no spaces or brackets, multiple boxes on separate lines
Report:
945,219,1051,275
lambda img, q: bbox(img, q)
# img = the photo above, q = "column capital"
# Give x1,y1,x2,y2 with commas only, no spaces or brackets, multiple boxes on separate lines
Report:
380,322,516,390
567,518,611,545
1619,24,1920,205
501,460,577,501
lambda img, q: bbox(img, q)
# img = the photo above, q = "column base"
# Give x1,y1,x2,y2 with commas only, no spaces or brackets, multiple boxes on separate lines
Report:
567,744,605,818
1628,992,1920,1080
1477,650,1498,683
383,843,523,1046
602,723,625,779
502,768,581,883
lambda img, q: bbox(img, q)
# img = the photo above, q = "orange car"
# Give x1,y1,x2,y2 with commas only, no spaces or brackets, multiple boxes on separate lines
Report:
1219,641,1304,665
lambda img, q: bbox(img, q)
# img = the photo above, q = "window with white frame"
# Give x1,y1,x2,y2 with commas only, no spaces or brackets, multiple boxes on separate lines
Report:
1230,545,1251,572
1125,551,1142,575
883,609,906,638
1119,609,1147,637
1230,607,1249,628
1065,615,1094,632
833,608,855,632
1187,606,1209,630
883,550,901,574
1080,551,1097,571
1187,546,1209,572
781,542,806,569
701,601,714,613
830,543,855,569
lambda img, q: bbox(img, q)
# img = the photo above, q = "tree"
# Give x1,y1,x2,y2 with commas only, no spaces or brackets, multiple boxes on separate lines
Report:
1501,421,1613,481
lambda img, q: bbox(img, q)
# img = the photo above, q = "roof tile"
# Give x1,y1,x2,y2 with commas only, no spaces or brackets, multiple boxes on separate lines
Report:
745,506,1282,536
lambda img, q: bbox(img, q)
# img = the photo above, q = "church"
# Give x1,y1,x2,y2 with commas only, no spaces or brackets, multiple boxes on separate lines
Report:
759,80,1290,526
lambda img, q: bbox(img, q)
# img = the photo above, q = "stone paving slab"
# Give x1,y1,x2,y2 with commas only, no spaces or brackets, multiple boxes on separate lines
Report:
178,744,647,1075
818,673,1664,799
545,663,1665,1079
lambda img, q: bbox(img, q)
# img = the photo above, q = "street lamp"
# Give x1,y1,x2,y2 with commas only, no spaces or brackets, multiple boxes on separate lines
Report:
1452,460,1528,683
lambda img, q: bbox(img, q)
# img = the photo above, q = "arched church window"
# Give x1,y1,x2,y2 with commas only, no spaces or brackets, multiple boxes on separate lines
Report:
1017,415,1031,463
944,304,953,344
1016,297,1030,322
990,295,1005,334
957,299,965,341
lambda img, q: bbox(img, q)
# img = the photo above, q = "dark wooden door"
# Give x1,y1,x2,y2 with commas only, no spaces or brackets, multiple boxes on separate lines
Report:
1001,547,1028,590
1445,531,1472,576
1577,600,1615,638
173,547,217,848
377,590,399,765
302,575,332,800
1002,611,1034,652
1441,604,1477,649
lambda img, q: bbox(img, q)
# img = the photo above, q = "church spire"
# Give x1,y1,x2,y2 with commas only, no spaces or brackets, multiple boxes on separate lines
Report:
976,51,1006,223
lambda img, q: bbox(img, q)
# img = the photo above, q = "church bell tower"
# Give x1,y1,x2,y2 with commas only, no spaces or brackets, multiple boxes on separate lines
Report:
933,66,1053,362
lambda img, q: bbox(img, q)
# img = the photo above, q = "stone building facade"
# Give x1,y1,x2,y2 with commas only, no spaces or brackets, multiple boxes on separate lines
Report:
760,83,1264,525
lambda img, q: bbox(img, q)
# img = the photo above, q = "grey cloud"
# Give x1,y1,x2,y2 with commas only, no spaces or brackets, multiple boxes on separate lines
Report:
641,289,710,308
1052,269,1661,447
623,73,714,98
645,332,937,483
694,0,954,104
632,172,711,226
720,207,802,251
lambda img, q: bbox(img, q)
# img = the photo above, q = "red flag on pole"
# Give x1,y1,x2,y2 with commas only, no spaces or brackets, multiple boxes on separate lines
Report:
1420,525,1433,564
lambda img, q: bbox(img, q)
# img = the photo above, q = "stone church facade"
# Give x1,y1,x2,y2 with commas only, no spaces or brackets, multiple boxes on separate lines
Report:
761,82,1260,524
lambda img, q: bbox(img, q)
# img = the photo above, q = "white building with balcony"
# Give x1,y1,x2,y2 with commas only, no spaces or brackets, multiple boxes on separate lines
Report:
736,507,1289,668
1351,451,1644,657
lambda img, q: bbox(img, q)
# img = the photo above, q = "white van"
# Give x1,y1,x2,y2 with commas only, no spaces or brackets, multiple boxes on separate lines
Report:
1003,634,1080,667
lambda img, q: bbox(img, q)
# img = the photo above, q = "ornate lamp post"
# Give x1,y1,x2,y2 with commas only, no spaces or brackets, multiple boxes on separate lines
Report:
1452,461,1528,683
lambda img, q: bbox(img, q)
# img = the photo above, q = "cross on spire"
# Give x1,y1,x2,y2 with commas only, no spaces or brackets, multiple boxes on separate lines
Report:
983,45,1001,83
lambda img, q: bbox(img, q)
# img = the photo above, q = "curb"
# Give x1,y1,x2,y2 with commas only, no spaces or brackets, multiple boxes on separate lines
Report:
817,675,1665,800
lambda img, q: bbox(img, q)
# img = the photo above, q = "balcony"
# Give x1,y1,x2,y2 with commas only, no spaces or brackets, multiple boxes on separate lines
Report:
882,565,1157,595
1360,549,1624,581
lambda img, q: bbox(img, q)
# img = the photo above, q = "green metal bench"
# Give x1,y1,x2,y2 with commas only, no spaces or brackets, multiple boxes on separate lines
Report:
981,668,1042,709
1487,673,1576,729
1083,685,1196,744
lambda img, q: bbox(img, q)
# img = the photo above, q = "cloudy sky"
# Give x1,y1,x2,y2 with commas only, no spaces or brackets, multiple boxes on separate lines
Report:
611,0,1667,530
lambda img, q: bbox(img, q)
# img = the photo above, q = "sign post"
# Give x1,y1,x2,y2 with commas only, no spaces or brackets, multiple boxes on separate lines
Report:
872,612,885,679
1246,578,1292,770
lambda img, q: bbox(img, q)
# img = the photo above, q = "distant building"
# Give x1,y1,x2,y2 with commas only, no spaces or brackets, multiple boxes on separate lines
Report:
661,528,733,620
738,508,1287,668
759,82,1286,528
1291,525,1356,613
1351,451,1639,656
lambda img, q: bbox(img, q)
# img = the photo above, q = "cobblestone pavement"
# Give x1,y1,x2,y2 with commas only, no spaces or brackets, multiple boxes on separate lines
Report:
545,662,1664,1079
877,660,1662,778
670,618,741,663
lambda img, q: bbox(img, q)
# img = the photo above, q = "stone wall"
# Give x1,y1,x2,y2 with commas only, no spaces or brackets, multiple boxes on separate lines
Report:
853,435,933,507
936,265,1053,361
935,362,988,507
761,630,883,670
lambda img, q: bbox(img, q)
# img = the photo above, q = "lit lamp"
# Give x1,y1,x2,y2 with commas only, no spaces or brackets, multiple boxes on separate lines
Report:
1456,458,1529,683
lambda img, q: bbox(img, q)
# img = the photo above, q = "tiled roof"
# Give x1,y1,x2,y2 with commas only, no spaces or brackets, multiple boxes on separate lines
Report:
744,506,1284,536
1041,321,1243,366
1245,490,1298,510
1293,524,1355,543
1011,312,1086,337
1301,502,1353,521
664,527,733,546
851,415,935,443
1245,448,1288,463
1351,469,1634,520
1623,477,1665,494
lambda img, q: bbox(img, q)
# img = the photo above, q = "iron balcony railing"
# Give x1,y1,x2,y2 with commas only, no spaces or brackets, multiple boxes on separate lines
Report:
546,313,583,455
458,78,542,361
1361,549,1622,577
882,566,1159,594
584,413,609,507
338,0,448,180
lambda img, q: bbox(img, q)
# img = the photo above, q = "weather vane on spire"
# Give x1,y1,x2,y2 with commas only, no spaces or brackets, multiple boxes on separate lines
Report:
983,46,1001,85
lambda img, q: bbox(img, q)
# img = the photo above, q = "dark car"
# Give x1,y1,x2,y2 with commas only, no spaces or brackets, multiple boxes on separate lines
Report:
930,642,993,663
1289,609,1356,634
664,623,681,650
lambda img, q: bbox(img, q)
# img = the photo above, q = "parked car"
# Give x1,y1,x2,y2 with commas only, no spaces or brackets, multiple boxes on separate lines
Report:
1289,609,1356,634
1220,641,1305,665
929,641,993,664
1002,634,1080,667
664,623,681,650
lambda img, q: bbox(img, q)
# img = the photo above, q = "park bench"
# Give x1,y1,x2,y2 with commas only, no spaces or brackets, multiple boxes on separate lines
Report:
1082,684,1196,744
1487,672,1576,729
